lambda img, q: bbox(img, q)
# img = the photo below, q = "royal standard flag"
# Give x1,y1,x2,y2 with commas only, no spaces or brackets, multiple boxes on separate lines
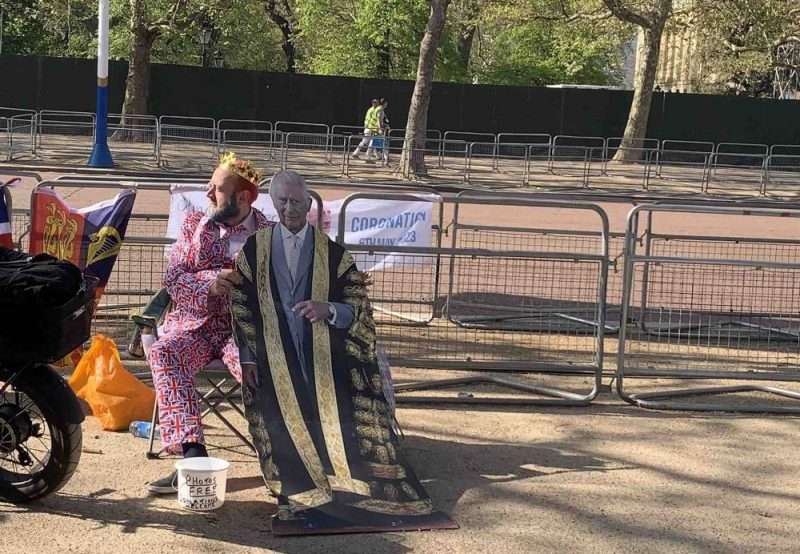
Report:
29,186,137,300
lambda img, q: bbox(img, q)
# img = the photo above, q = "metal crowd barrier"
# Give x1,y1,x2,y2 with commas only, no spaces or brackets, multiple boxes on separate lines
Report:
496,133,550,171
602,138,659,187
549,136,606,186
274,120,330,138
330,124,364,137
443,131,494,169
443,130,495,148
1,107,37,161
157,115,217,170
388,128,443,156
282,131,343,173
335,190,609,405
617,203,800,413
343,136,468,180
715,142,769,157
13,177,800,412
36,110,96,158
706,143,769,193
217,119,275,163
656,140,713,189
10,209,30,251
107,113,159,162
4,103,800,192
466,141,528,185
765,154,800,192
433,138,469,173
342,135,391,177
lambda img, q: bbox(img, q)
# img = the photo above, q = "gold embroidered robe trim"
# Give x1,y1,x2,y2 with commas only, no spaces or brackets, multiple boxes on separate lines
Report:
366,462,407,479
236,248,254,282
351,498,434,516
254,228,331,499
337,250,355,279
288,487,334,510
310,228,371,498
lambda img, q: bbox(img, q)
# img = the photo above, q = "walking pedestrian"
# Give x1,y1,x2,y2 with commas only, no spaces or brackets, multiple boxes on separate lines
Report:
352,99,381,160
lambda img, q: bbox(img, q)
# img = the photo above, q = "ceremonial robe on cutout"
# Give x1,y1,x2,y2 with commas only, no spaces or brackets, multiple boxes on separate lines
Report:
230,224,434,517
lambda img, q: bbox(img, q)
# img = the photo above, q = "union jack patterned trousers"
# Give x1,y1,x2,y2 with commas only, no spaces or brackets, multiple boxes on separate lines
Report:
148,329,242,454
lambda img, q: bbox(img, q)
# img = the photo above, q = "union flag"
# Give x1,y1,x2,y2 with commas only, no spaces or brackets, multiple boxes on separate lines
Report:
0,186,11,249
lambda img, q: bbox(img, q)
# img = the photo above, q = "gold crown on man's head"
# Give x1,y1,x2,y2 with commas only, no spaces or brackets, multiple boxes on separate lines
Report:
218,151,261,186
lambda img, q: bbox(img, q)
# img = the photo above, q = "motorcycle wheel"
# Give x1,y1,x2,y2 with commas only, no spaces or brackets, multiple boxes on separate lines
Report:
0,367,82,503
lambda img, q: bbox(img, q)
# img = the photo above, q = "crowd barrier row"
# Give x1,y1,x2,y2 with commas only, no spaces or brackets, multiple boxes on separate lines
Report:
8,178,800,412
3,108,800,194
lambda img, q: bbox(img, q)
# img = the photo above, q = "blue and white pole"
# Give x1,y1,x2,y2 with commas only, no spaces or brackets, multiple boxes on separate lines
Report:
88,0,113,167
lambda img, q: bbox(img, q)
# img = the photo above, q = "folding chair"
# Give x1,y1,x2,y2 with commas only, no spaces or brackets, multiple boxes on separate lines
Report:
128,288,255,459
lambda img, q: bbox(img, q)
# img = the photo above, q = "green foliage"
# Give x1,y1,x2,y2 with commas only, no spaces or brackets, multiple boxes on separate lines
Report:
213,2,286,71
462,0,631,86
0,0,97,57
0,0,632,87
295,0,431,79
470,20,626,86
690,0,800,95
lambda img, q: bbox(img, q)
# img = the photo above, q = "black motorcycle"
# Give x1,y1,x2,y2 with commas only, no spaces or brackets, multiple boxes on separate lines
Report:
0,248,95,503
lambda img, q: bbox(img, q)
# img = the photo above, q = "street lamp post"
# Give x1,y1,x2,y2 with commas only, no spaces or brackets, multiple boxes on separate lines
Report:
212,50,224,68
200,21,213,67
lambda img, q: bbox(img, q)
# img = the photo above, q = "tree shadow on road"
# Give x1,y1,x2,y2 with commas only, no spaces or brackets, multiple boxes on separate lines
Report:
0,434,621,552
0,491,412,553
402,434,626,518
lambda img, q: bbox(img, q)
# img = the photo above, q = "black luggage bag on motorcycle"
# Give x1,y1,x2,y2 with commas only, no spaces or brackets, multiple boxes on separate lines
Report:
0,248,95,503
0,249,97,364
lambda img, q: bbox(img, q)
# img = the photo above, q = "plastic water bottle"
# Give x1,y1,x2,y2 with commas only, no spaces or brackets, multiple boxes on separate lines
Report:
129,420,157,439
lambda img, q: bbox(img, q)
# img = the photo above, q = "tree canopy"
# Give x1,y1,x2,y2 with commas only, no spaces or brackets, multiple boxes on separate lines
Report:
2,0,797,92
1,0,630,86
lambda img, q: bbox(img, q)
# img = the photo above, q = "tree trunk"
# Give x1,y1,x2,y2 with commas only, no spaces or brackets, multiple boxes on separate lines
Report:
456,0,480,74
277,25,296,73
400,0,450,178
375,30,391,79
456,24,476,73
122,33,154,118
265,1,296,73
120,0,156,141
613,25,663,162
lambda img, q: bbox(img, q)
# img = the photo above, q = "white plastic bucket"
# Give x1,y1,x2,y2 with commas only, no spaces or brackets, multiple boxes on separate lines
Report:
175,457,230,511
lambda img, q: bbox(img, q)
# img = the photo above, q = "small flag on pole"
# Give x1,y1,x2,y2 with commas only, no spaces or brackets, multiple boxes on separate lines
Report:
28,185,136,367
29,186,136,300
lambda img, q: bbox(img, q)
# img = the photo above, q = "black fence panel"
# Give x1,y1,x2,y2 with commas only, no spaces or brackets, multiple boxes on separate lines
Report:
2,55,799,146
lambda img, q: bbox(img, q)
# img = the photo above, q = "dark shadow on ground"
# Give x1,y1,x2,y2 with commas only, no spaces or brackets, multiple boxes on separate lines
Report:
402,434,623,518
0,434,619,551
0,494,412,553
226,476,266,494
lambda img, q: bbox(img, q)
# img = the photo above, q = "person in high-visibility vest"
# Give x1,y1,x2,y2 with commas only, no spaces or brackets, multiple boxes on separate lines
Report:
377,98,390,166
352,99,382,160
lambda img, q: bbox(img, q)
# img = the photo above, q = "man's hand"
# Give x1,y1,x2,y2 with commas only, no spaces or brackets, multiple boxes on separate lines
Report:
209,269,242,296
293,300,331,323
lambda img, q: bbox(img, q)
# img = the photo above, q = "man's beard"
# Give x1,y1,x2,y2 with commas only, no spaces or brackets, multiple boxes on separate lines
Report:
210,196,240,224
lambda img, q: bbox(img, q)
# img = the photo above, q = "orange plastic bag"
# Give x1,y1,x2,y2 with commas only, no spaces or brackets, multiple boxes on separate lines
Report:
68,335,155,431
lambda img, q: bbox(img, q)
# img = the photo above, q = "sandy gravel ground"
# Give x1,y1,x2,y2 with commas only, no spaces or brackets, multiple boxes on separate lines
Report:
1,390,799,554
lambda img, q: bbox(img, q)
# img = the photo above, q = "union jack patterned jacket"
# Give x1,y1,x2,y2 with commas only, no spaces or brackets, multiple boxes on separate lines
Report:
161,208,272,335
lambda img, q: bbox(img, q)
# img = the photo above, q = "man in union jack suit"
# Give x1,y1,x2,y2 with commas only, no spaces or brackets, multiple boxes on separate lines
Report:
147,153,272,494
